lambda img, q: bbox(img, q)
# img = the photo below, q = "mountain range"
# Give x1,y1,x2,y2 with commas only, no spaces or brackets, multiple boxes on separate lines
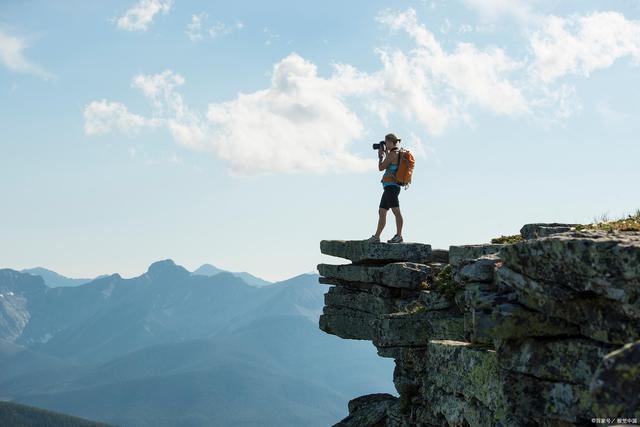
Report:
19,263,272,289
0,260,394,426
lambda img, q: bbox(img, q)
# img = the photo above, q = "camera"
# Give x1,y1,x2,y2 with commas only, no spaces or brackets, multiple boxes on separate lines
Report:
372,141,385,150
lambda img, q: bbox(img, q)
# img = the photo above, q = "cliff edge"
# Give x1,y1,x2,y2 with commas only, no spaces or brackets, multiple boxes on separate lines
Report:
317,227,640,426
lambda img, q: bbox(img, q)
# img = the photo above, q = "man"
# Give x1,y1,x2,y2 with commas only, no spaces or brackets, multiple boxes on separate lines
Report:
366,133,404,243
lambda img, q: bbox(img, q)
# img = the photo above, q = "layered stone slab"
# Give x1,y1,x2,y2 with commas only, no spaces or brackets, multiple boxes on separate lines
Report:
319,306,377,340
470,302,580,345
324,286,450,314
449,244,503,267
318,276,407,299
317,262,431,289
499,230,640,306
519,223,578,240
497,337,615,385
373,310,464,347
323,285,406,315
496,266,640,344
320,240,432,263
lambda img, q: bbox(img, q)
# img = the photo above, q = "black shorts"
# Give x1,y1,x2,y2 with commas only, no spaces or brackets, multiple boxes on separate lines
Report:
379,185,401,210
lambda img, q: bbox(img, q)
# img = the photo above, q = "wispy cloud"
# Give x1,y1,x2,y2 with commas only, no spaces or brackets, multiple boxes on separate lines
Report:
185,14,206,41
462,0,537,23
116,0,173,32
263,27,280,46
185,13,244,42
595,101,629,125
84,100,159,135
0,29,53,80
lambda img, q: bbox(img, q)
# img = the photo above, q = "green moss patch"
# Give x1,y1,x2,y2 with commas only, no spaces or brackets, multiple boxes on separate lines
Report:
491,234,524,244
575,210,640,232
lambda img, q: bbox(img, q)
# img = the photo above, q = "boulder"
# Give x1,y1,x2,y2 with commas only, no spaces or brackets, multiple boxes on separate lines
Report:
519,223,578,240
334,393,398,426
449,244,503,268
456,256,500,283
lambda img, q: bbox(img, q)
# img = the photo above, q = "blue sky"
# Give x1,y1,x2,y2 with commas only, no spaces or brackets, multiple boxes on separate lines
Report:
2,0,640,281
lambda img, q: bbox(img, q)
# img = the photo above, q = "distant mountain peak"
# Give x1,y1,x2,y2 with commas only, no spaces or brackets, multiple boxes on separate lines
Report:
20,267,94,288
193,263,223,276
146,259,190,278
192,263,273,287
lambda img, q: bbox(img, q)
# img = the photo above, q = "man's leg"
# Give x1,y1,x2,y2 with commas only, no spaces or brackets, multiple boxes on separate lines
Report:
375,208,388,238
391,207,403,237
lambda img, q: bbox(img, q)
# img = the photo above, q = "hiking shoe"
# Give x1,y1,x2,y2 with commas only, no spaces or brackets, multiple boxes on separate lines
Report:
387,235,403,243
365,235,380,243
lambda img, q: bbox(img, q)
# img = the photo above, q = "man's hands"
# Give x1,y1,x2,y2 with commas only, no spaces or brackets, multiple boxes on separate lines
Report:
378,146,386,159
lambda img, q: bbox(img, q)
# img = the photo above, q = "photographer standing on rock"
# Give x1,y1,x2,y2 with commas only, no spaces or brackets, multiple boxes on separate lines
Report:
366,133,404,243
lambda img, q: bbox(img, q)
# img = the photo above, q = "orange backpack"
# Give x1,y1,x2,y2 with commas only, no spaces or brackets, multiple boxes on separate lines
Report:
395,149,415,188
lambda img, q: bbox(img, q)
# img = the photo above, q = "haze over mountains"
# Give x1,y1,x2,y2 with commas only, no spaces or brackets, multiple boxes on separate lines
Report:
20,263,272,289
20,267,103,288
0,260,394,426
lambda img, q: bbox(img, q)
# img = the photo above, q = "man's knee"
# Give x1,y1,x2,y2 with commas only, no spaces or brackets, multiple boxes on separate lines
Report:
391,207,402,215
378,208,388,216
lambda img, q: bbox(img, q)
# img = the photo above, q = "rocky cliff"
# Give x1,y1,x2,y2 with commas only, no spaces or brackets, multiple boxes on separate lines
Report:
317,226,640,426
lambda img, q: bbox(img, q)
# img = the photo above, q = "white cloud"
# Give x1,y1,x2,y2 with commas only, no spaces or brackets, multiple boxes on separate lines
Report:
83,100,158,135
0,29,53,80
87,7,640,175
85,58,374,174
117,0,173,32
374,8,529,133
186,14,244,42
463,0,537,23
529,12,640,83
205,54,373,174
